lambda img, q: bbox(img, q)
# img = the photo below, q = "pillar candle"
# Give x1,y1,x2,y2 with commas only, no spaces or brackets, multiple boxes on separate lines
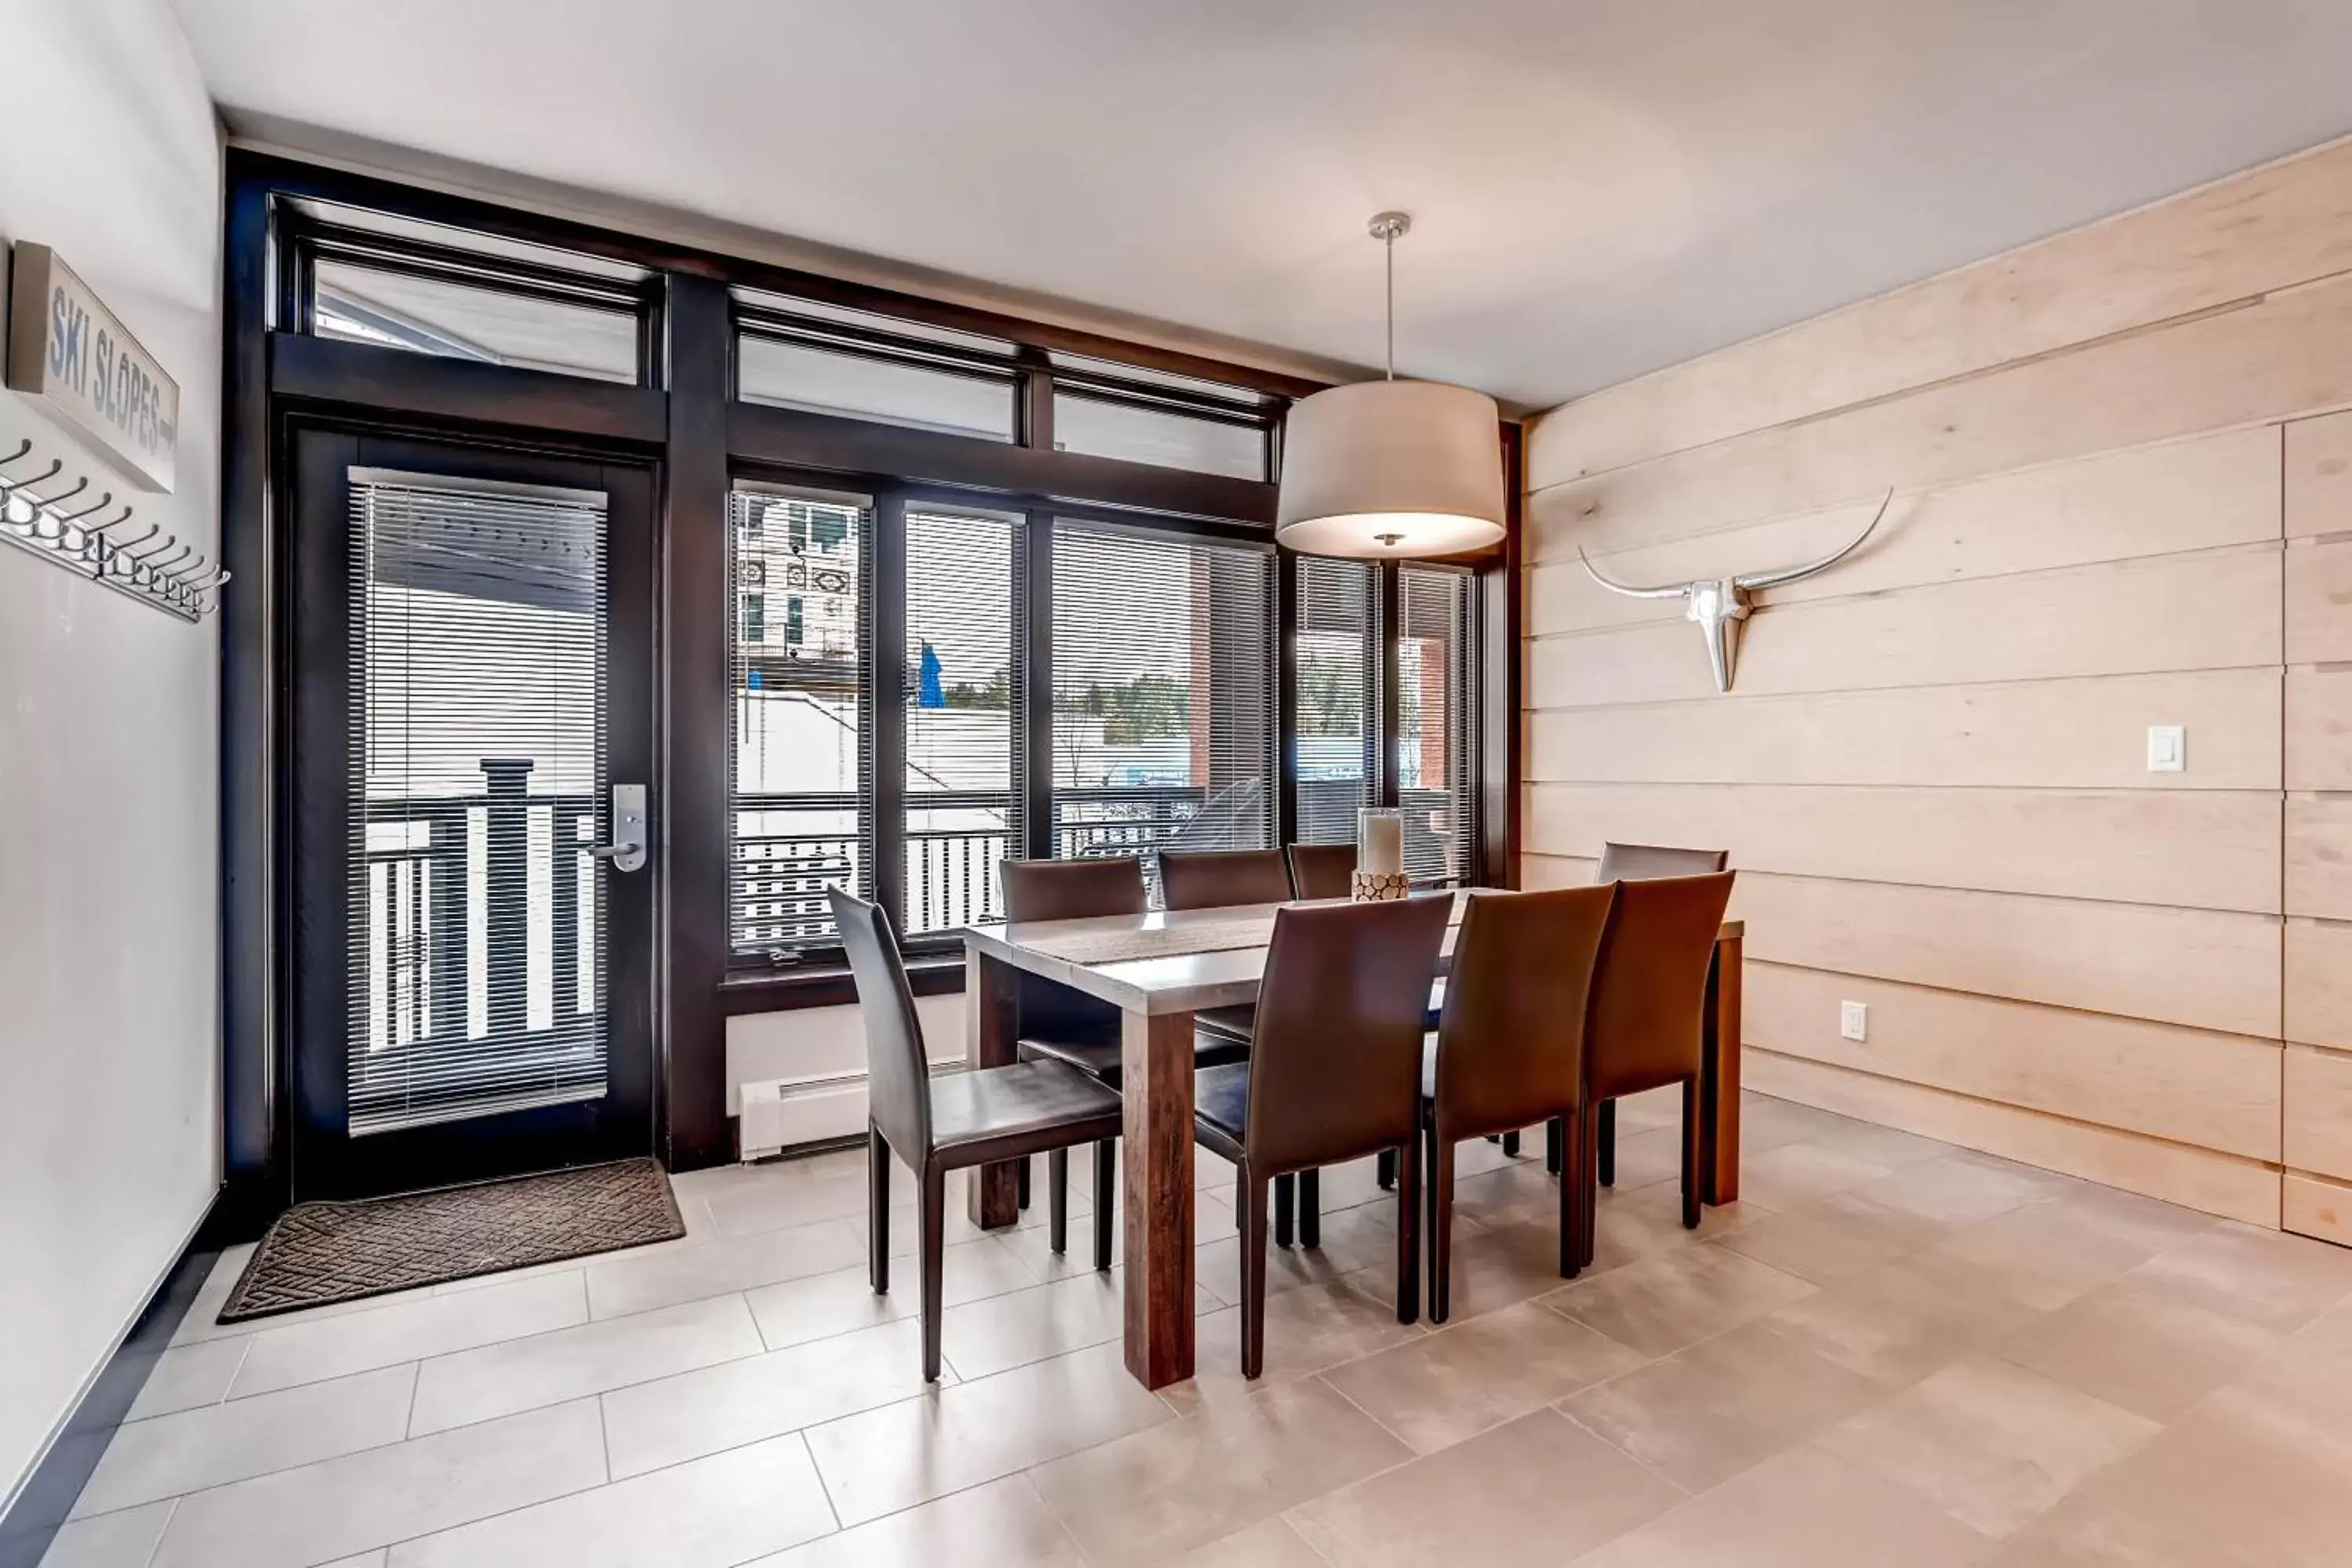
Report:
1357,809,1403,876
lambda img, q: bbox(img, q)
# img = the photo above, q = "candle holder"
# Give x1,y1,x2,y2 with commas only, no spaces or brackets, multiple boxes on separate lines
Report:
1350,869,1410,902
1352,808,1406,901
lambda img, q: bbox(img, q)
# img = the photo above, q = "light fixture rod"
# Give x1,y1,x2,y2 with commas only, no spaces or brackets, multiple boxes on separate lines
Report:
1369,211,1410,381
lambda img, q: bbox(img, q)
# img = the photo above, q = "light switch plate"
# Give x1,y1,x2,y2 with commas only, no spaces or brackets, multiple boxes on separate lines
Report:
2147,724,2185,773
1839,1000,1869,1043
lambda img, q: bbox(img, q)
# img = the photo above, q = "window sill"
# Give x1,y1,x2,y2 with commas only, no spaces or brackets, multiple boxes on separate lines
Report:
717,951,967,1016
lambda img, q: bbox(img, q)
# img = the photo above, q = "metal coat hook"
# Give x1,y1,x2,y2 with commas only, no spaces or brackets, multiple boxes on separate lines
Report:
29,475,87,509
2,459,63,494
86,504,137,535
123,532,178,561
109,523,161,554
147,544,194,572
53,491,112,524
180,564,230,589
163,553,209,583
0,441,31,470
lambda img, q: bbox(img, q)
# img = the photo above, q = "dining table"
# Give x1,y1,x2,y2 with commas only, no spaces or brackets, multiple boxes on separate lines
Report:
961,891,1746,1391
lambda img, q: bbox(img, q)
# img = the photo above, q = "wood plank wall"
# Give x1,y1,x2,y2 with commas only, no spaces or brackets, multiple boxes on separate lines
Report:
1522,132,2352,1240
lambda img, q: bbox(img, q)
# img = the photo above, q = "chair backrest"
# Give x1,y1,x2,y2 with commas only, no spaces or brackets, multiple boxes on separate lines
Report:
1432,884,1618,1139
829,888,931,1158
1159,846,1294,910
1585,871,1737,1100
1596,841,1729,881
1246,895,1451,1171
1000,856,1146,923
1286,841,1357,901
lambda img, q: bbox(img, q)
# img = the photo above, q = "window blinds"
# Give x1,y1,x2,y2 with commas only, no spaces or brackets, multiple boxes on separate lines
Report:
904,506,1025,935
1294,555,1378,848
1049,521,1276,880
346,469,610,1135
1398,564,1474,885
728,484,873,959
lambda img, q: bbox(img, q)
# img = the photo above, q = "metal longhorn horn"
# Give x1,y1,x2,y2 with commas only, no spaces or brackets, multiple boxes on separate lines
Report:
1576,488,1894,693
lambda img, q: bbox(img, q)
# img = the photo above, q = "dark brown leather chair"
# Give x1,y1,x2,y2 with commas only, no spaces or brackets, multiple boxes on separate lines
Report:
833,890,1124,1382
1575,871,1737,1265
1160,846,1294,911
1588,842,1730,1184
1287,840,1357,901
1421,884,1617,1322
1000,857,1249,1259
1192,895,1450,1376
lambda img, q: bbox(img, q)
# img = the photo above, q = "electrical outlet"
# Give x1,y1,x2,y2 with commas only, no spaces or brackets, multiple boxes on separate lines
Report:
1839,1000,1869,1043
2147,724,2185,773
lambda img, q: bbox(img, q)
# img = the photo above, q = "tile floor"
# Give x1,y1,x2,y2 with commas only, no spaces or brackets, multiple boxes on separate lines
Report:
43,1087,2352,1567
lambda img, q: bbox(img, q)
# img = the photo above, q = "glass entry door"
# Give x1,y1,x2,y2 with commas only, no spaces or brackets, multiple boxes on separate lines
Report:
287,432,655,1199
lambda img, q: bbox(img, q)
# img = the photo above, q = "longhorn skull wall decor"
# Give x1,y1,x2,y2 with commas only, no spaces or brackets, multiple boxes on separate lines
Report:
1576,488,1895,693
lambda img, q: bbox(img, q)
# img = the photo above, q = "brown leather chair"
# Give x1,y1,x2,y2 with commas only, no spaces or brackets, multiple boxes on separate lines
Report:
1192,895,1451,1376
1287,840,1357,901
833,890,1123,1382
1000,857,1249,1259
1160,845,1295,910
1588,842,1730,1184
1421,884,1617,1322
1574,871,1737,1265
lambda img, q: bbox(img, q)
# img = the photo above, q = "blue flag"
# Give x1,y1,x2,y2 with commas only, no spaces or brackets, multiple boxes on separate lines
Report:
917,640,944,709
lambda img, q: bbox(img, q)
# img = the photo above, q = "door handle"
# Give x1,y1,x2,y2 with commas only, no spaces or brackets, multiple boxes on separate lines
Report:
588,783,648,873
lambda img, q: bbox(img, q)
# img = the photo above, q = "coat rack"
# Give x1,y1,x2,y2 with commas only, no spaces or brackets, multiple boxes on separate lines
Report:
0,431,226,622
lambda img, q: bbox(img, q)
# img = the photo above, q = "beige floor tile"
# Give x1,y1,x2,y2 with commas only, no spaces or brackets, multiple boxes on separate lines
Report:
1291,1407,1680,1568
1737,1094,1855,1153
1762,1248,2044,1388
1860,1154,2061,1227
1614,1085,1690,1134
1031,1376,1413,1566
1321,1298,1649,1454
583,1217,869,1319
700,1157,894,1236
1994,1278,2286,1421
388,1432,835,1566
1560,1319,1885,1492
2122,1220,2352,1332
36,1499,176,1568
1586,1181,1773,1276
1717,1190,1949,1286
600,1316,938,1478
742,1262,912,1351
1734,1141,1899,1212
804,1341,1172,1526
1929,1195,2185,1314
1196,1197,1414,1309
1446,1160,1569,1230
1419,1217,1583,1321
230,1272,589,1397
937,1269,1176,1382
1818,1355,2160,1538
1800,1116,1955,1170
147,1399,607,1568
1167,1516,1329,1567
1573,1443,1994,1568
316,1555,388,1568
743,1473,1083,1567
74,1363,417,1517
169,1246,384,1347
1601,1125,1688,1191
408,1293,762,1436
1164,1274,1425,1414
127,1339,250,1421
1547,1241,1817,1357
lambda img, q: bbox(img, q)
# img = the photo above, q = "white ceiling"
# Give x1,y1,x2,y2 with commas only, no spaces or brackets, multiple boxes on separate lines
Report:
172,0,2352,411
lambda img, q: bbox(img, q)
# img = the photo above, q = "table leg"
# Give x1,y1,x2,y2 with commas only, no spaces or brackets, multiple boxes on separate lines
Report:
1700,930,1744,1206
1122,1007,1196,1389
967,948,1021,1230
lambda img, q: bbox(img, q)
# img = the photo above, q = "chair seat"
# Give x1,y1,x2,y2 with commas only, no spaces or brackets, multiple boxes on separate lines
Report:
1020,1029,1250,1087
1196,1004,1254,1042
931,1060,1123,1162
1192,1060,1250,1162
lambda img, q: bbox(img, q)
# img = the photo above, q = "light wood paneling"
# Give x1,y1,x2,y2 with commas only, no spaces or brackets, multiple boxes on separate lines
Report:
2287,795,2352,919
2286,409,2352,540
1732,874,2279,1039
2285,1045,2352,1181
2285,670,2352,791
2285,538,2352,664
1747,964,2280,1160
1744,1051,2281,1227
1526,547,2279,710
2285,919,2352,1050
1525,782,2281,913
2283,1172,2352,1247
1529,266,2352,554
1526,670,2279,792
1526,428,2281,625
1529,136,2352,488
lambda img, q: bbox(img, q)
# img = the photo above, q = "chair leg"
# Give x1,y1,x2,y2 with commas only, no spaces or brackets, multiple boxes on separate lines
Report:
1094,1137,1116,1272
1427,1131,1454,1323
1048,1146,1069,1256
1681,1076,1704,1230
1579,1105,1602,1270
1274,1172,1295,1249
1397,1128,1423,1326
1501,1129,1521,1157
1298,1169,1320,1250
868,1123,891,1295
1377,1148,1397,1190
1240,1172,1269,1379
919,1165,946,1382
1597,1098,1617,1187
1017,1153,1031,1210
1545,1116,1564,1177
1559,1108,1582,1279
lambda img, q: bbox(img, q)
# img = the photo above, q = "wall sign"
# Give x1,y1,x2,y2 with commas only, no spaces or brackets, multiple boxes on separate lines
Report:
5,243,178,492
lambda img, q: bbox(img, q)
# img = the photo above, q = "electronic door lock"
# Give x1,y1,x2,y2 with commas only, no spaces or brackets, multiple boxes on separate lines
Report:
588,783,648,873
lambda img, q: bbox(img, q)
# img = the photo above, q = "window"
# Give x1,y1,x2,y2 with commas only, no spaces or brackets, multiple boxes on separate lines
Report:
728,484,871,960
1397,564,1474,884
314,260,642,383
735,289,1019,441
1293,556,1378,847
1051,393,1266,479
1051,522,1275,882
903,507,1024,936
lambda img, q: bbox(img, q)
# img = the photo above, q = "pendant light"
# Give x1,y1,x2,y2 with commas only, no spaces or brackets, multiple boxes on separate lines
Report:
1276,212,1505,559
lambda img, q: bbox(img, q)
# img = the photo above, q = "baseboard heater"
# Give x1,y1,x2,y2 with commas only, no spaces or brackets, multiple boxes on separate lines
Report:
737,1061,964,1160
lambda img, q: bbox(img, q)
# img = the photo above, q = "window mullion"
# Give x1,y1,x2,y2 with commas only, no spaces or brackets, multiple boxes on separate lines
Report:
870,489,909,935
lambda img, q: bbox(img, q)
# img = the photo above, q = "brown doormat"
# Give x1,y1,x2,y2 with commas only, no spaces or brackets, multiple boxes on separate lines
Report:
219,1158,684,1323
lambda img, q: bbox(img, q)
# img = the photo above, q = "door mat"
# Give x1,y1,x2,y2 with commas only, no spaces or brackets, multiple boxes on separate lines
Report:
218,1158,684,1323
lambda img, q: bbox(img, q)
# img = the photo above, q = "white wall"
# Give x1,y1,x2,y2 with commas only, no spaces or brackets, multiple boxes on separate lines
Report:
0,0,222,1511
